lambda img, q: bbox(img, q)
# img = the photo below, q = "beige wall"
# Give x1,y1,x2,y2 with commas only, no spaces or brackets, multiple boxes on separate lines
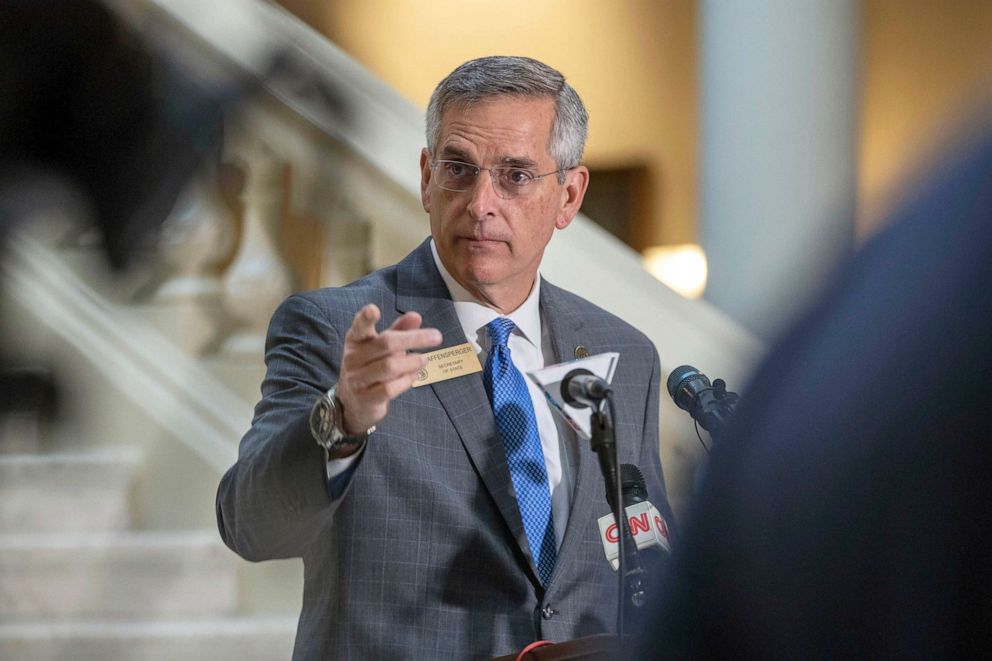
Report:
278,0,992,249
278,0,699,249
859,0,992,237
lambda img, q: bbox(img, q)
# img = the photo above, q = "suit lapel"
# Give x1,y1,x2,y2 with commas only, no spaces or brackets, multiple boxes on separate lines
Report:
540,281,605,587
395,240,537,583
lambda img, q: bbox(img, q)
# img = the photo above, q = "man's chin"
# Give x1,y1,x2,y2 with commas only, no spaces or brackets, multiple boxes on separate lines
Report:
460,265,504,288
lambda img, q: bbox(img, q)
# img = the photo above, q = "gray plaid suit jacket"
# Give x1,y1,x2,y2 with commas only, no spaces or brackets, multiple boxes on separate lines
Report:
216,238,674,659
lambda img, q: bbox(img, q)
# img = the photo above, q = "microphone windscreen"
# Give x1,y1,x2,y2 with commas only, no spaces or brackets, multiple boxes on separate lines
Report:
667,365,714,412
561,367,595,408
620,464,647,503
666,365,702,399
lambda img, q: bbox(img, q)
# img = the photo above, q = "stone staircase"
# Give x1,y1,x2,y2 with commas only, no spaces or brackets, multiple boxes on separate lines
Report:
0,444,296,660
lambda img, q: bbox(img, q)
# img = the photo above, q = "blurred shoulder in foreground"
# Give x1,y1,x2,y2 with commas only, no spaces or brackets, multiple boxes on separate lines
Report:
642,114,992,659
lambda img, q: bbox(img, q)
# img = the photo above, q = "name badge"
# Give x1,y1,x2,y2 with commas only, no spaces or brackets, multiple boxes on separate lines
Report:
413,342,482,387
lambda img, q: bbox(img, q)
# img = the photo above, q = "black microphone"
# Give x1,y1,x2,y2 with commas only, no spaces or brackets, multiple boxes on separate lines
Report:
620,465,671,568
597,464,672,570
666,365,738,434
620,463,649,505
666,365,712,412
561,368,612,409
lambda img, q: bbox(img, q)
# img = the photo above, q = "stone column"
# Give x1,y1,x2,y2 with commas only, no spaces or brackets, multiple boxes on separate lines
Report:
699,0,859,340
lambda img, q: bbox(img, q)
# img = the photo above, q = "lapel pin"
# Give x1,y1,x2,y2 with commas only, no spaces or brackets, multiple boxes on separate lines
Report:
574,345,590,359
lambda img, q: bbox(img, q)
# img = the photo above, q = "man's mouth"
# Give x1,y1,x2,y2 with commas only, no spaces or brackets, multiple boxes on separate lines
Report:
461,235,505,245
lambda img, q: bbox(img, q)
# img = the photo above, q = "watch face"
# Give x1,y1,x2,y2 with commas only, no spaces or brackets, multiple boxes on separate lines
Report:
310,395,335,446
311,389,373,454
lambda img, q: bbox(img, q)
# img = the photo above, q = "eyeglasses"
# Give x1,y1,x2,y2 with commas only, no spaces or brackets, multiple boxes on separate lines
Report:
430,159,569,200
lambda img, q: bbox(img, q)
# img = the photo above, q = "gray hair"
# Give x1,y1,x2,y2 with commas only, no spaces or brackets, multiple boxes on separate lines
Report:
425,56,588,183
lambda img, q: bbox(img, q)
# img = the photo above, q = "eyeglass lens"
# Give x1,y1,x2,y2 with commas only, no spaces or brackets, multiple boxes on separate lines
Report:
433,161,540,199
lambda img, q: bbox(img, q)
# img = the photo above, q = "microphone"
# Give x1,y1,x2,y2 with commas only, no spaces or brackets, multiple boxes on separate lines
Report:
597,464,672,571
666,364,739,434
561,368,612,409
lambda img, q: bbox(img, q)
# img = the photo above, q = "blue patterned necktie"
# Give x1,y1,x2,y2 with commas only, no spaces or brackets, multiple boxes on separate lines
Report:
483,317,557,586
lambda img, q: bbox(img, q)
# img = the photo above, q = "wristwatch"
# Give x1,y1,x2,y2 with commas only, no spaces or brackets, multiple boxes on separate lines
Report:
309,385,375,457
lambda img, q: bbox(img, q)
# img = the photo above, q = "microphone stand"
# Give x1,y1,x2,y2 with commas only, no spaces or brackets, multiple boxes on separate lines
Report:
589,395,645,653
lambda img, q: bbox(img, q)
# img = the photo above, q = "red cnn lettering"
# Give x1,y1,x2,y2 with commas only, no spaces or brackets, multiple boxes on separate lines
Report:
654,515,670,539
605,523,619,543
629,512,651,535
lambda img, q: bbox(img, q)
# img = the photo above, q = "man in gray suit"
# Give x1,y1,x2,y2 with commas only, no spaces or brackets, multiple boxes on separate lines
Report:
217,56,675,659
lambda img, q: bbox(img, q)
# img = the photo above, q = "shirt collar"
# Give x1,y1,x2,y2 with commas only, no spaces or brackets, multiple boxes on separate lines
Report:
430,238,542,350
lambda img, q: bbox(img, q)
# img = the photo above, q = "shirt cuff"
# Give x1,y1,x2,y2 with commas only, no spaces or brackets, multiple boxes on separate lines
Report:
325,447,364,500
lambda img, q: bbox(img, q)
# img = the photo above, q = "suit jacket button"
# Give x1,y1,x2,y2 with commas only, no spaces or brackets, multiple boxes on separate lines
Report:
541,605,554,620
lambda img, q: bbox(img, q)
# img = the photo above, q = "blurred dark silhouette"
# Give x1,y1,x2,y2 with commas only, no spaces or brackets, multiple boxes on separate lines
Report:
0,1,234,417
639,115,992,659
0,1,231,267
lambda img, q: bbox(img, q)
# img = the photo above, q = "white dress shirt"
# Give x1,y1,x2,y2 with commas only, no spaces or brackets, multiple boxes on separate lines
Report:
430,240,570,550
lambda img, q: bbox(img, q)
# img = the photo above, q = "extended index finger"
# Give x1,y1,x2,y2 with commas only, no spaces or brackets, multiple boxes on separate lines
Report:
348,304,381,342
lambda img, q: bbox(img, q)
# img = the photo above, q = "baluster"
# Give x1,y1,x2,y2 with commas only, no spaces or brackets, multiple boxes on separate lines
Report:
220,137,293,356
155,163,235,302
129,159,236,354
320,208,372,288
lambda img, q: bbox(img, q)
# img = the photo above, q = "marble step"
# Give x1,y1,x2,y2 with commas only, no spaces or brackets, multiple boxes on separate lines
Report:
0,450,141,532
0,616,297,661
0,413,42,455
0,531,238,619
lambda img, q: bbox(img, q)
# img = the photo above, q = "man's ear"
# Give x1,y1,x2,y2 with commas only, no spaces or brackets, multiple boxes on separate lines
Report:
555,165,590,230
419,149,432,212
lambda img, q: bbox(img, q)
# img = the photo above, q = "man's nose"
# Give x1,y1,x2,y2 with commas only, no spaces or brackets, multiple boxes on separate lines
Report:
466,169,501,219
